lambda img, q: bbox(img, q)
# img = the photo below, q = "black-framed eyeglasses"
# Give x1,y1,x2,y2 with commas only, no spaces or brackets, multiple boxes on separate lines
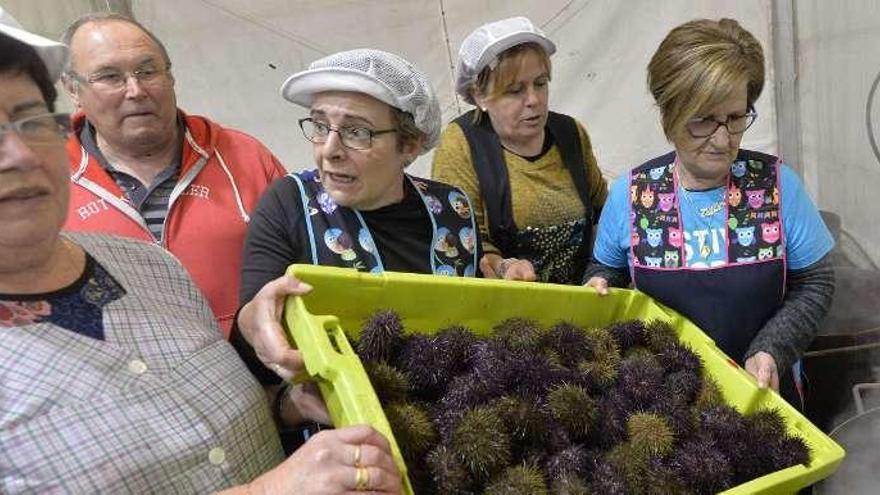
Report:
298,117,396,150
0,112,71,146
685,109,758,138
69,64,171,92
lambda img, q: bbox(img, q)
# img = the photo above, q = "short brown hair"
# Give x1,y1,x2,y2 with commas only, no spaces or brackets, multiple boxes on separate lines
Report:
390,107,423,153
471,42,551,122
647,18,764,141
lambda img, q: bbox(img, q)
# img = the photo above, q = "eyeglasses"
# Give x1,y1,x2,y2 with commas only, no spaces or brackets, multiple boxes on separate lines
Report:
685,110,758,138
298,117,396,150
1,113,71,146
70,64,171,92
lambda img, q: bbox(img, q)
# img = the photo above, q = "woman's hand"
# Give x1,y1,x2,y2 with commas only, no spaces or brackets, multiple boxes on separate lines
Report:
744,351,780,392
479,253,537,281
249,425,402,495
584,276,610,296
277,382,331,426
237,274,313,381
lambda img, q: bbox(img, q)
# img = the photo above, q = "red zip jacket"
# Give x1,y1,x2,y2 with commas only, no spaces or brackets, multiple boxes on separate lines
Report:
64,110,286,337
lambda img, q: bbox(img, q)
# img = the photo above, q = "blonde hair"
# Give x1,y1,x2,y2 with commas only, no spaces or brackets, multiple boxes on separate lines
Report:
471,42,551,123
647,18,764,140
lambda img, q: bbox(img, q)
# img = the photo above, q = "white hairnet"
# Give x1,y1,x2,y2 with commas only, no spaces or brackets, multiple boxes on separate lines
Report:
455,16,556,104
280,48,442,152
0,7,68,82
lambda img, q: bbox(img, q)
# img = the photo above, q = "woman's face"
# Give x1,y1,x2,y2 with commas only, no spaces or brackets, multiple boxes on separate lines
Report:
672,82,748,187
0,71,69,252
310,91,420,211
475,49,549,147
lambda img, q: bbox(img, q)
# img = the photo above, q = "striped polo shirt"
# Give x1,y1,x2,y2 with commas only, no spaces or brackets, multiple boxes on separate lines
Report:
79,121,182,241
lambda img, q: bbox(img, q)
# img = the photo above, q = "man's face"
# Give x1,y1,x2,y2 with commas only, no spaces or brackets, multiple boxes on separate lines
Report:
0,71,70,251
66,20,177,151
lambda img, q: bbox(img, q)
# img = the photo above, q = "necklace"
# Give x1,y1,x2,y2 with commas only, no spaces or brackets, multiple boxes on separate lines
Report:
680,187,725,218
678,185,726,260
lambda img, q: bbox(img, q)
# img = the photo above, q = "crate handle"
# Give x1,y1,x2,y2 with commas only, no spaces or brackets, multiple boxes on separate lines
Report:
283,295,344,380
281,293,416,495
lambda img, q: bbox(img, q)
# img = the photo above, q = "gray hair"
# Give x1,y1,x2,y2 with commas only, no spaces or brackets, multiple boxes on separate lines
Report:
61,12,172,77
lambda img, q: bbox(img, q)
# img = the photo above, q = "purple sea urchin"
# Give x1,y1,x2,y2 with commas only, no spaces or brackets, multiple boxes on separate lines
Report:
667,436,734,495
589,460,627,495
434,373,494,440
397,334,461,400
699,405,747,446
595,392,631,448
768,435,811,471
650,395,696,438
435,324,476,372
608,320,648,350
425,445,474,494
509,351,559,397
616,355,664,409
657,343,703,375
357,309,404,362
540,321,592,367
744,408,787,438
662,369,703,406
544,444,594,481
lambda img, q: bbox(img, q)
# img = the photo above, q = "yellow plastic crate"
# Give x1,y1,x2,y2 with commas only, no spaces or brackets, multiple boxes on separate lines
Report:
282,264,844,494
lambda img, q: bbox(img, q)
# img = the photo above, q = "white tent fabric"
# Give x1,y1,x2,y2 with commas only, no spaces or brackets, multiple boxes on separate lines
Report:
5,0,878,266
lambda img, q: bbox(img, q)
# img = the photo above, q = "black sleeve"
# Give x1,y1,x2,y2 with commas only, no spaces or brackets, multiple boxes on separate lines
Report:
238,176,306,306
745,254,836,372
232,176,308,385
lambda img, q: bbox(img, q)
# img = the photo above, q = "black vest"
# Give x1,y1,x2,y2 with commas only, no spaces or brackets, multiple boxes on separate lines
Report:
454,110,593,278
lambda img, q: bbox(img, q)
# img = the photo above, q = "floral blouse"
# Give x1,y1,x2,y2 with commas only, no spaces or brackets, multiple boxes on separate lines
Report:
0,254,125,340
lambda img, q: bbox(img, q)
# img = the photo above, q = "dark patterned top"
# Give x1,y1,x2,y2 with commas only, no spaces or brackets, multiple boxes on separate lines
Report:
0,254,126,340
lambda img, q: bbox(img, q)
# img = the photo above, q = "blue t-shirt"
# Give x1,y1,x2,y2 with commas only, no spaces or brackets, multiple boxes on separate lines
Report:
593,163,833,271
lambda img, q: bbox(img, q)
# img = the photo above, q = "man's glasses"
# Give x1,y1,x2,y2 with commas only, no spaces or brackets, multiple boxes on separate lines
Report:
69,64,171,92
1,113,71,146
685,110,758,138
299,117,396,150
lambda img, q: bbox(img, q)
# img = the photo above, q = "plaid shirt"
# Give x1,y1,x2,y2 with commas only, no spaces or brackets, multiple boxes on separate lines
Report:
0,232,284,494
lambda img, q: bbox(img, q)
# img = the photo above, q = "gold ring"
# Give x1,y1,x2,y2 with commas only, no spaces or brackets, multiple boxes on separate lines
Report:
353,444,362,466
355,466,370,491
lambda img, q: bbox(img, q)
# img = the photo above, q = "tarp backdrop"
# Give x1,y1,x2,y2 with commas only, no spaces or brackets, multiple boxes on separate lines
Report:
6,0,879,267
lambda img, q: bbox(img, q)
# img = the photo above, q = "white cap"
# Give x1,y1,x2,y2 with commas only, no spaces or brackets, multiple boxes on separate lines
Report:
0,7,67,82
280,48,442,152
455,16,556,104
